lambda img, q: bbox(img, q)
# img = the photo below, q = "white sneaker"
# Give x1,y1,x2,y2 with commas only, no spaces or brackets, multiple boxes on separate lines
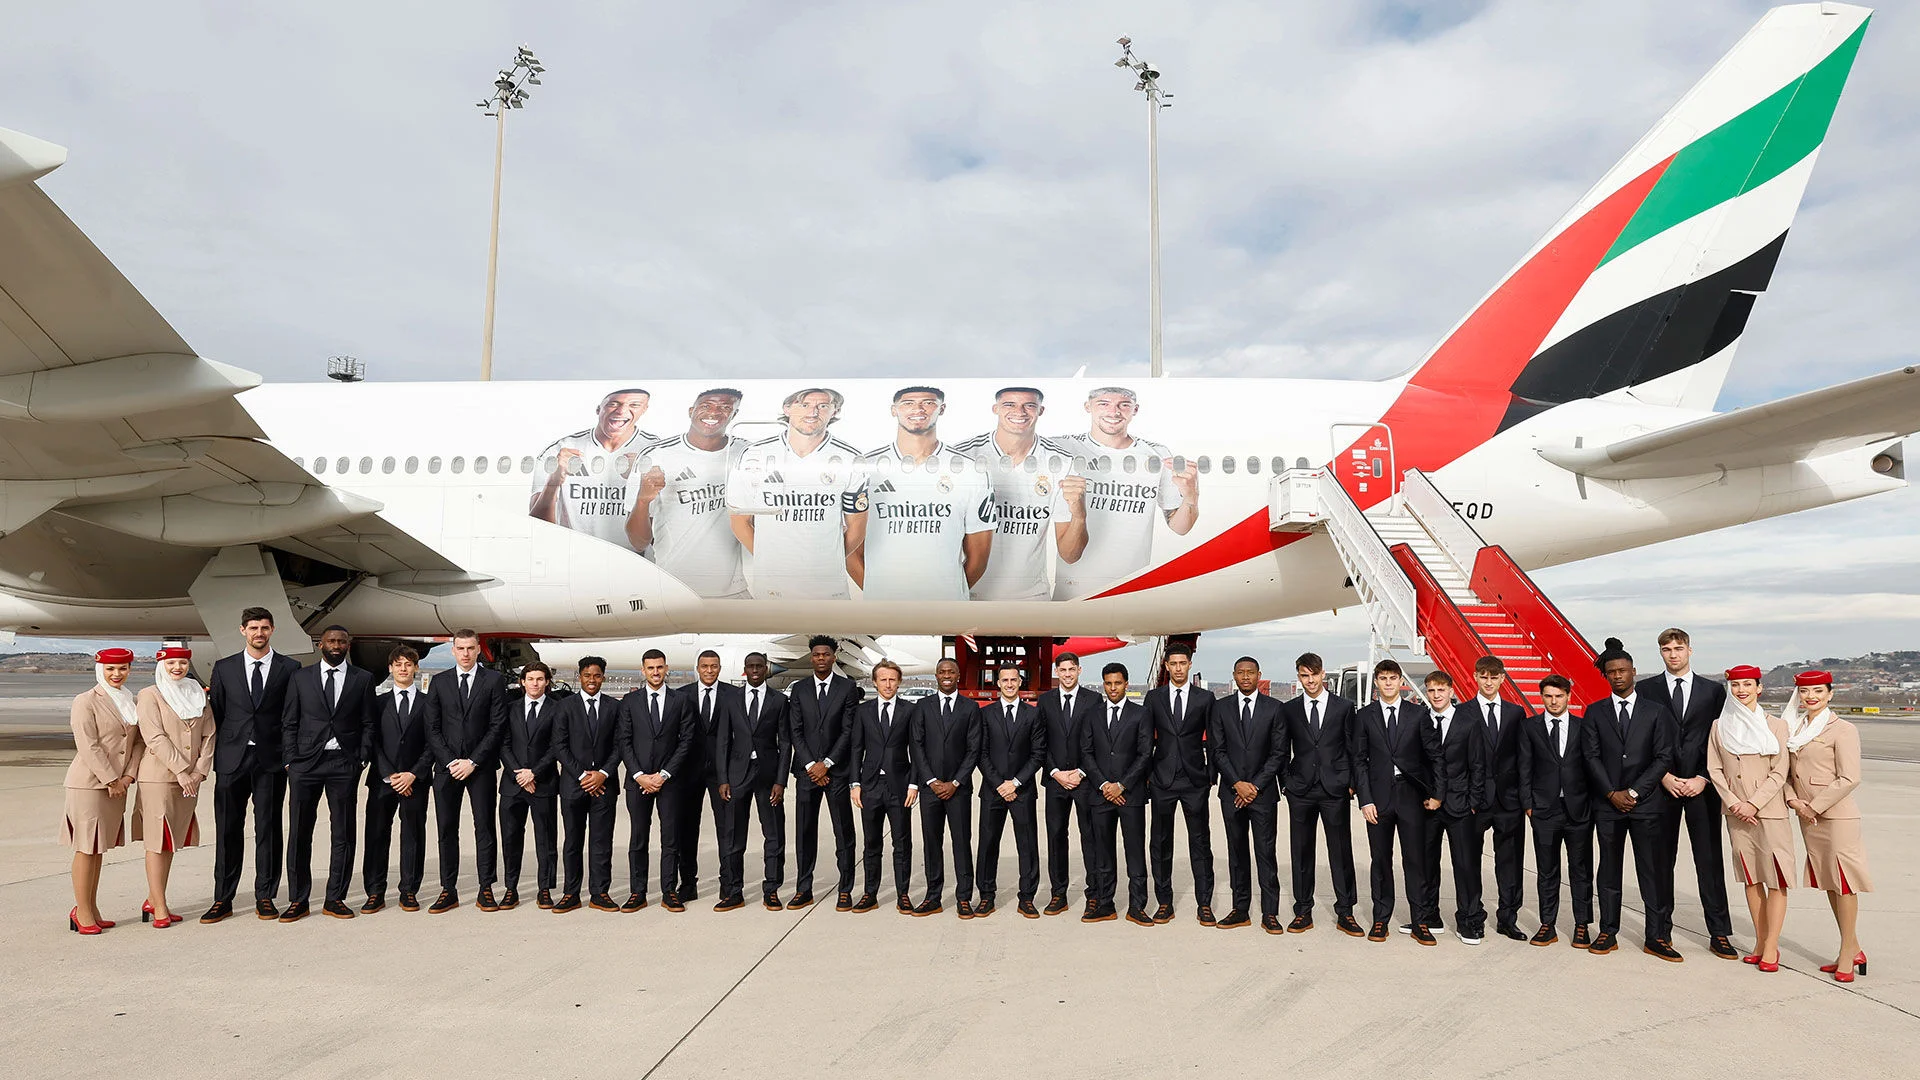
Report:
1459,933,1483,945
1397,923,1414,935
1431,925,1448,936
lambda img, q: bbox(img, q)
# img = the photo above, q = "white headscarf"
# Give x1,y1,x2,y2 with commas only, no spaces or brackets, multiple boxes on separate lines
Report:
155,660,209,723
1782,692,1834,753
1714,695,1777,756
94,663,139,727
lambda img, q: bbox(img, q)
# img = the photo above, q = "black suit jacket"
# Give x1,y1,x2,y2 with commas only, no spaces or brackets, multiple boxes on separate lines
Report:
552,693,621,798
424,665,511,770
208,650,301,774
1635,673,1726,780
1517,710,1592,821
1463,696,1527,812
1145,682,1212,795
1035,685,1101,789
280,661,378,771
676,679,745,785
1351,698,1441,809
1278,692,1357,801
910,694,982,790
1080,698,1153,804
720,682,790,789
1207,693,1287,800
1430,708,1487,817
365,685,433,784
787,674,864,782
616,684,696,780
977,698,1044,800
1581,695,1675,818
850,697,917,802
499,694,561,797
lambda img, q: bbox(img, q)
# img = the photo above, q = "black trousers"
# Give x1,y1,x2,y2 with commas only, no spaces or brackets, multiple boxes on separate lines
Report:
362,779,428,898
1286,794,1357,918
287,758,358,905
1659,787,1731,937
1481,807,1527,928
1596,810,1670,943
858,789,914,899
432,768,499,893
624,781,681,899
499,785,558,893
1529,811,1594,927
1043,780,1094,899
1220,790,1282,917
919,787,974,903
734,761,786,898
211,753,287,903
1422,810,1485,935
1088,797,1149,912
1150,786,1215,907
1365,778,1430,925
674,773,719,898
975,792,1039,903
560,787,619,898
792,775,856,896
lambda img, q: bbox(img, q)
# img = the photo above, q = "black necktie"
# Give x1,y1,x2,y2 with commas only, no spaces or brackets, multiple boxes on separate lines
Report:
1673,677,1686,720
650,691,663,734
1241,697,1253,736
1385,705,1397,740
1109,704,1119,731
324,667,337,709
250,660,264,706
528,700,539,727
585,698,599,741
1062,692,1072,723
818,681,828,707
942,697,953,724
882,701,892,736
1005,703,1015,731
1309,699,1321,738
1173,688,1183,720
398,690,410,724
1485,702,1498,739
1548,715,1562,759
460,671,471,706
702,686,713,727
748,688,759,726
1617,699,1630,738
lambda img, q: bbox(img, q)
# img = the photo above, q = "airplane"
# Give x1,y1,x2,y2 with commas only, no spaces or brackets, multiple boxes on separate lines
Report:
1,4,1913,692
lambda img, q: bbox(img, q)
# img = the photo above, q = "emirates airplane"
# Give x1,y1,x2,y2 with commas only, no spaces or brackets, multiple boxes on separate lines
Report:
0,4,1912,676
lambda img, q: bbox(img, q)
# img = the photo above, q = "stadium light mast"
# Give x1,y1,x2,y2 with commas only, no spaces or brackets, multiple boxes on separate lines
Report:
476,45,544,382
1114,37,1172,378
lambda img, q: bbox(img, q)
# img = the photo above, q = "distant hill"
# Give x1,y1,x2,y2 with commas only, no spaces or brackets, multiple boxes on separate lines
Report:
0,652,96,674
1765,651,1920,701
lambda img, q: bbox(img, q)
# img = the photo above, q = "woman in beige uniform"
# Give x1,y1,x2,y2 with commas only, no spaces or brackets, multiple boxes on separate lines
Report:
1784,670,1871,982
1705,665,1792,972
134,645,216,928
63,647,145,934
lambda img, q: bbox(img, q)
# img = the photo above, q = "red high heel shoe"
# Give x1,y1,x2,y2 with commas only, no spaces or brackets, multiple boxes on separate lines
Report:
69,907,104,936
143,900,177,929
1757,952,1781,973
1820,951,1867,978
1741,954,1761,965
141,900,154,923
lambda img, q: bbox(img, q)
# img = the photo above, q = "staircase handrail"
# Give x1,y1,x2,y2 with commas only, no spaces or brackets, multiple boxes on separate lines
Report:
1315,468,1422,654
1469,546,1612,707
1388,543,1496,688
1399,468,1486,577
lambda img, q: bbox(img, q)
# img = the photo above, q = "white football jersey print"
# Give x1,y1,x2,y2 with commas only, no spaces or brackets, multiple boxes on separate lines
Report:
633,435,748,598
850,442,995,602
1051,434,1183,600
726,433,865,600
950,433,1076,601
530,427,654,551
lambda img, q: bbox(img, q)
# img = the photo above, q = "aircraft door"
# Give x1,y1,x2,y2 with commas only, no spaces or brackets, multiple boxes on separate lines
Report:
1329,423,1396,503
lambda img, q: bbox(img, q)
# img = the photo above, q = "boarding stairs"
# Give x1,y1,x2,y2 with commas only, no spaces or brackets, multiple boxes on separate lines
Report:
1270,466,1610,711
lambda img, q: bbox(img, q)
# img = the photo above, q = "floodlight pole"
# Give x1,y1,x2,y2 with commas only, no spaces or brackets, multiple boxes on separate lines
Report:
481,103,506,383
1116,38,1171,378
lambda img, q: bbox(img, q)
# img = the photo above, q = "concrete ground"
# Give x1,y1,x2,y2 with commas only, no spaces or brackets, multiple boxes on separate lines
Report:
2,678,1915,1078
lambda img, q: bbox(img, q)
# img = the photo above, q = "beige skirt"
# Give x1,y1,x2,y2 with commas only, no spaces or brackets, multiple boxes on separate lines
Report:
61,787,129,855
1800,816,1872,894
131,781,201,854
1726,815,1796,888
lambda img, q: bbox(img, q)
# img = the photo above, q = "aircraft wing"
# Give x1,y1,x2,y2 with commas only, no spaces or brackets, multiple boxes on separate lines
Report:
1538,365,1920,480
0,126,461,590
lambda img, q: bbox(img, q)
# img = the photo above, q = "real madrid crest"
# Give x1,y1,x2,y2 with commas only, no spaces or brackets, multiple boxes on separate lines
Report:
1034,476,1052,497
853,490,870,512
937,476,953,494
821,470,836,484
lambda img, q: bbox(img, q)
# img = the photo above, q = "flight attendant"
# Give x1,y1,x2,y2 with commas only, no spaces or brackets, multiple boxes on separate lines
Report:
63,648,144,934
134,646,216,928
1783,671,1872,982
1705,664,1792,972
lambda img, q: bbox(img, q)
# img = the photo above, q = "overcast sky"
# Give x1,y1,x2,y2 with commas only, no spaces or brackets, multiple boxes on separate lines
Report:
7,1,1918,678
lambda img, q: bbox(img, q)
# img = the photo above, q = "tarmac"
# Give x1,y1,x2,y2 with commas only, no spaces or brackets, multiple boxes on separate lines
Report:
2,676,1915,1078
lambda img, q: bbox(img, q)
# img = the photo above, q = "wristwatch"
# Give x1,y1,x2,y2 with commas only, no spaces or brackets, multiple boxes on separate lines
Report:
1628,788,1640,799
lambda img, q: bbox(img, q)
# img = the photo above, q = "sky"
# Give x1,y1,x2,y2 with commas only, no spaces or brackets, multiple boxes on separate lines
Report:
5,0,1918,681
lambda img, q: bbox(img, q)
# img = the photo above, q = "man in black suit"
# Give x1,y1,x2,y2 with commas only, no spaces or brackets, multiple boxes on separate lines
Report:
1036,651,1099,916
498,662,561,910
1583,638,1680,961
1467,656,1529,941
849,660,918,913
674,649,746,908
1352,659,1443,945
361,645,431,913
727,652,791,909
422,628,511,913
1145,641,1214,925
616,648,696,911
1638,627,1737,959
279,625,376,922
1081,662,1154,925
787,635,863,911
1518,674,1594,948
203,606,303,923
1207,657,1288,933
551,656,622,913
974,666,1045,918
1418,669,1487,943
909,658,979,917
1278,652,1361,936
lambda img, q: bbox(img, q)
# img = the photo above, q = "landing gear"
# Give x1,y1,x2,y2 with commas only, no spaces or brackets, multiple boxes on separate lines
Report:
946,636,1056,700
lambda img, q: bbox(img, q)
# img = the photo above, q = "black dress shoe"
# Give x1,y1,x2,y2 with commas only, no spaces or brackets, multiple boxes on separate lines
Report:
1588,931,1618,954
1411,924,1437,946
256,899,280,920
956,899,974,919
851,894,879,913
678,885,698,903
553,895,582,913
537,889,554,910
1530,925,1558,946
620,894,647,913
1571,924,1591,949
590,893,621,912
1082,902,1118,923
972,899,996,918
913,898,944,917
715,895,746,912
1152,903,1174,924
1709,935,1740,960
475,888,499,912
896,897,915,914
1043,895,1070,916
360,895,385,914
1018,899,1039,919
498,889,519,910
764,894,784,911
1263,915,1285,934
1196,906,1217,927
1498,923,1527,942
835,892,854,912
1337,914,1366,937
662,893,686,913
1643,939,1684,963
429,891,459,914
1127,908,1156,927
1216,909,1251,929
399,893,420,912
199,901,233,924
1287,914,1314,933
323,900,355,920
1368,920,1390,942
786,892,814,909
278,901,310,923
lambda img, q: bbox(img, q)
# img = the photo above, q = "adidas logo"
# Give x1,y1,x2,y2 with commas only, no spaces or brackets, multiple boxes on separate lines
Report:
674,468,697,483
766,470,785,484
873,480,895,493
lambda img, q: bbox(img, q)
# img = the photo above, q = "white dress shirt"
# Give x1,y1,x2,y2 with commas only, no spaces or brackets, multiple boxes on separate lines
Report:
935,692,964,785
318,659,346,750
851,696,915,792
806,676,836,769
578,693,610,782
1050,686,1085,782
998,697,1025,787
243,647,276,746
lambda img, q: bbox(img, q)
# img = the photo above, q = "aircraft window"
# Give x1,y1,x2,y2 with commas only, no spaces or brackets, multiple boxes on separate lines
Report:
1096,456,1112,474
1122,454,1137,474
1047,455,1064,473
828,454,844,469
311,457,326,475
293,456,305,469
1022,455,1036,473
1272,457,1285,475
1221,456,1237,475
451,456,466,474
405,456,419,474
590,455,605,476
335,456,349,474
1171,455,1186,474
1146,455,1161,474
474,455,490,475
1295,456,1310,470
1371,459,1385,478
1196,455,1210,474
1246,455,1261,475
428,456,442,475
498,456,512,474
999,454,1014,470
381,456,395,474
543,455,558,475
519,456,534,474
